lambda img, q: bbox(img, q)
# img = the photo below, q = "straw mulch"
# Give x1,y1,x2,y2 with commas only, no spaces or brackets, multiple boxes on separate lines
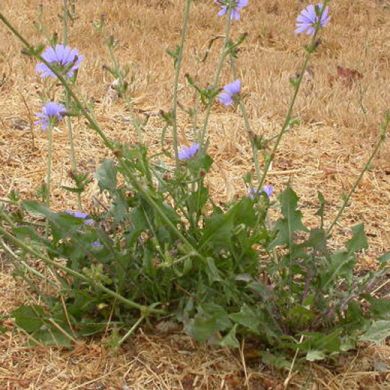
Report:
0,0,389,388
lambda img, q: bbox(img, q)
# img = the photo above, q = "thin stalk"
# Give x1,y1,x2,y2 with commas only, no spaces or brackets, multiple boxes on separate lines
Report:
106,43,144,143
0,13,204,261
63,0,81,208
0,223,165,315
65,90,81,209
257,55,310,190
171,0,192,167
199,6,233,145
326,114,389,235
117,315,145,347
284,335,304,388
257,1,330,190
63,0,68,45
0,208,70,290
0,238,57,287
229,58,262,182
45,123,54,238
48,318,78,343
46,124,54,207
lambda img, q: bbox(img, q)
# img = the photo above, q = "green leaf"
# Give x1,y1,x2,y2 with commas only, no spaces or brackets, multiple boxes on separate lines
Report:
12,305,46,333
360,320,390,344
233,197,257,227
378,252,390,264
200,211,235,249
13,226,48,246
369,298,390,319
305,228,328,255
186,187,209,215
247,281,273,301
269,187,308,249
206,257,223,282
185,304,231,342
306,350,326,361
321,251,355,289
220,325,239,348
315,191,326,228
0,325,6,334
110,190,129,223
95,160,117,191
186,317,218,342
31,327,72,347
12,305,72,346
23,201,56,219
229,304,261,335
287,305,316,330
261,351,291,369
347,224,368,254
297,330,342,354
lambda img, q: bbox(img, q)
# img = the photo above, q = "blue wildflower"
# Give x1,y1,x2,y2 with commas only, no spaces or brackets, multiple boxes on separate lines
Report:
91,241,103,248
216,0,249,21
248,185,274,200
36,44,84,79
35,102,66,130
262,185,274,198
218,80,241,106
295,3,330,36
65,210,94,225
178,143,200,161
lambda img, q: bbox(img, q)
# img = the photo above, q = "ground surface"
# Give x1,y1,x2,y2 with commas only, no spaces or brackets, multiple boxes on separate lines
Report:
0,0,390,388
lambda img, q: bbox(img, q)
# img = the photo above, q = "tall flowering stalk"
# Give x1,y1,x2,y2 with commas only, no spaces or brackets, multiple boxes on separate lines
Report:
63,0,81,208
35,40,84,207
33,0,84,208
226,60,263,185
257,1,331,191
171,0,193,167
35,102,66,206
198,2,235,145
327,112,389,235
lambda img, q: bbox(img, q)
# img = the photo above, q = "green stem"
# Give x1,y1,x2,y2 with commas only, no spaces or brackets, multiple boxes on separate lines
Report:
107,43,144,143
117,315,145,347
229,58,262,183
0,223,164,315
63,0,68,45
63,0,81,208
257,54,310,190
65,90,81,209
0,207,70,290
46,124,54,207
45,124,54,238
199,6,233,146
326,114,389,235
172,0,192,167
0,238,57,287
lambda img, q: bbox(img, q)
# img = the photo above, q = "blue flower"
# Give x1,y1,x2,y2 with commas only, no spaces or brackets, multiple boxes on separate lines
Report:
178,143,200,161
262,185,274,198
91,241,103,248
218,80,241,106
65,210,94,225
36,44,84,79
248,185,274,200
295,3,330,36
216,0,249,21
35,102,66,130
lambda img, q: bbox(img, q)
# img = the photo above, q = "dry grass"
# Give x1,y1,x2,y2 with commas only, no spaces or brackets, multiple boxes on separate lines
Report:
0,0,390,388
